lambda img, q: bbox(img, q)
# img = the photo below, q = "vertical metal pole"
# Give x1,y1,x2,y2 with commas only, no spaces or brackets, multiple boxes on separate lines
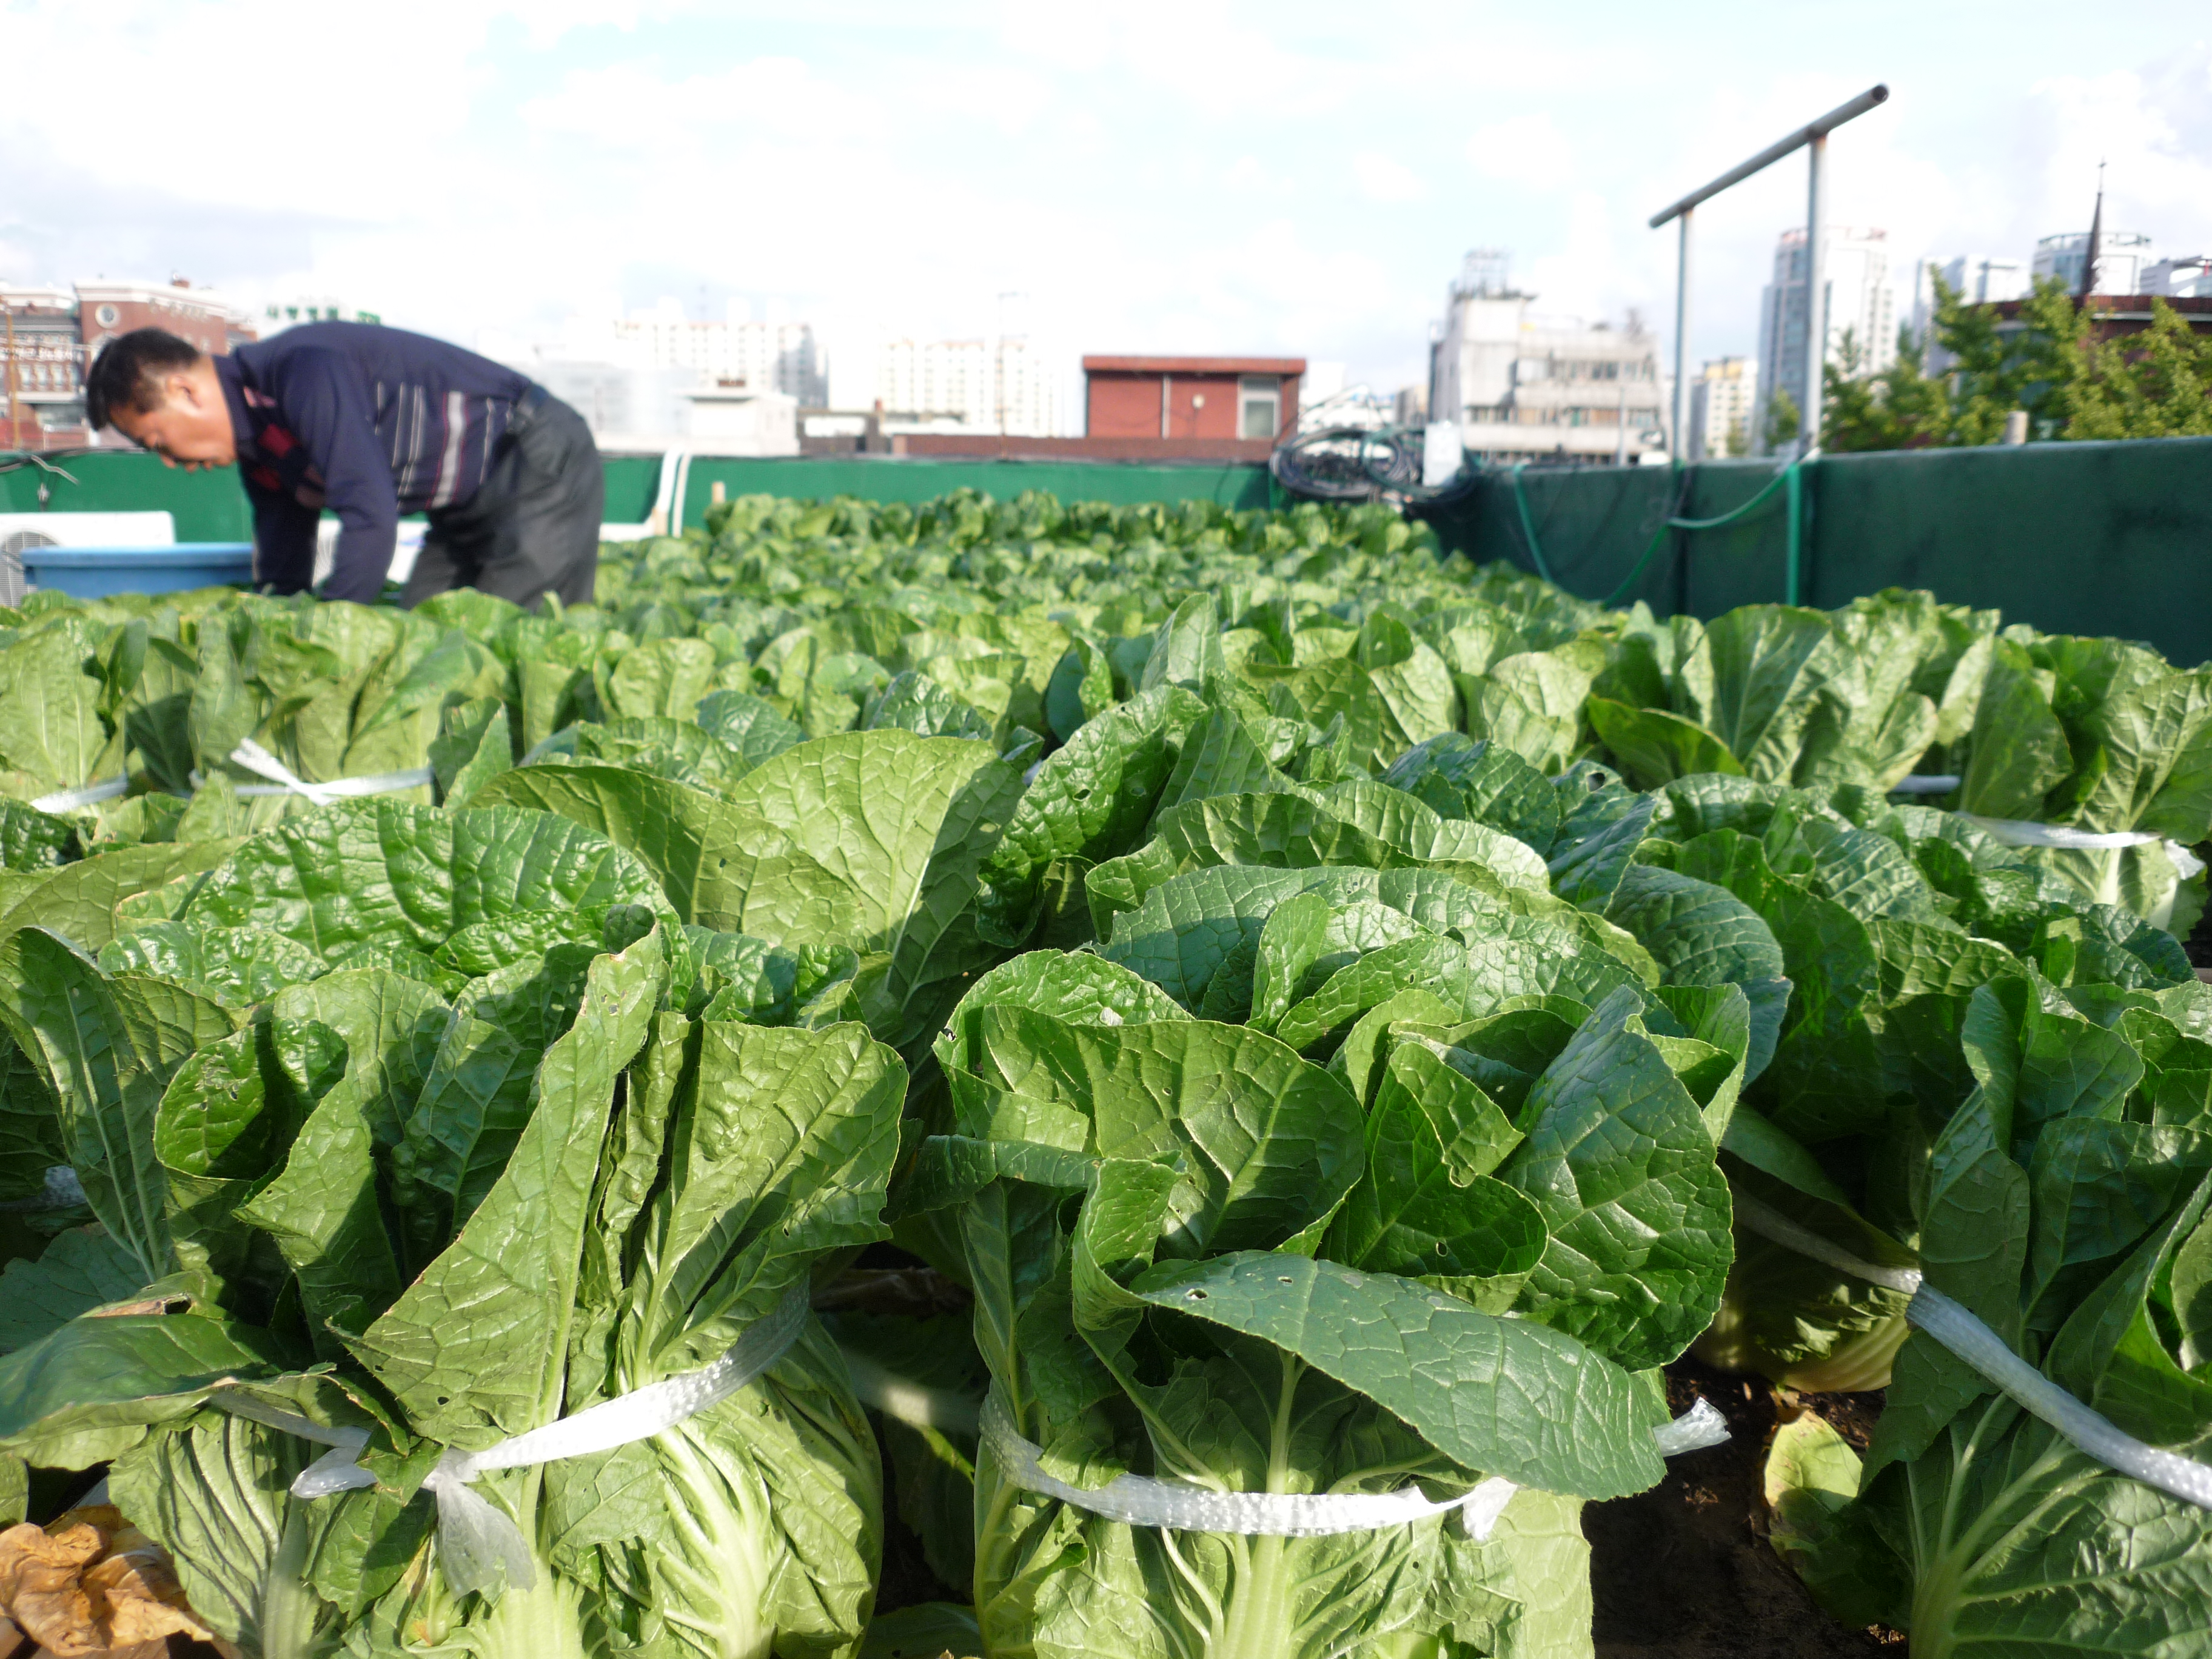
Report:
1801,134,1828,451
1785,452,1803,605
3,304,18,452
1672,208,1694,460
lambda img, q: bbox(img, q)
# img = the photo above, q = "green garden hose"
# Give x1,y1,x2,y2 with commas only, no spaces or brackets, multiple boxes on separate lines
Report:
1507,459,1805,608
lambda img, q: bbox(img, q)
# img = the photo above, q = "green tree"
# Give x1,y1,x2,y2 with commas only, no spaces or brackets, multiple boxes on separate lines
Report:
1938,272,2083,443
1791,270,2212,453
1820,325,1954,452
2063,297,2212,439
1763,387,1801,450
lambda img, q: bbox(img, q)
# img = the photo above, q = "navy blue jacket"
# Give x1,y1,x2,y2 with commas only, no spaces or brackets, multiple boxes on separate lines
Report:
215,323,532,602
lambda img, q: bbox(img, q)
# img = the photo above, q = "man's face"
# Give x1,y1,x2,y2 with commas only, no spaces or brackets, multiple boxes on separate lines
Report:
109,361,237,469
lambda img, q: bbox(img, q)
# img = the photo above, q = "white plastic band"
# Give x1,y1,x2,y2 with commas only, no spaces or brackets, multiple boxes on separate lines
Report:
226,740,434,804
1906,1286,2212,1508
843,1351,983,1436
1881,797,2202,877
1959,813,2164,851
217,1284,809,1597
29,776,129,812
1734,1196,2212,1512
1734,1196,1923,1295
1889,775,1960,795
980,1392,1728,1542
426,1282,808,1596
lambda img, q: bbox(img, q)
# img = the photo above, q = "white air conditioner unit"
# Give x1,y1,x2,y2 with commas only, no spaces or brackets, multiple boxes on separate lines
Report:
0,512,176,557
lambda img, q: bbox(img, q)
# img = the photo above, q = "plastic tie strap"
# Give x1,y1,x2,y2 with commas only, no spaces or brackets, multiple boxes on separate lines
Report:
1959,813,2203,880
225,740,434,805
29,776,129,813
216,1283,809,1597
209,1392,376,1500
27,748,432,817
1889,774,1960,795
843,1351,983,1436
1877,803,2203,879
1958,813,2167,852
1734,1195,2212,1511
980,1392,1728,1542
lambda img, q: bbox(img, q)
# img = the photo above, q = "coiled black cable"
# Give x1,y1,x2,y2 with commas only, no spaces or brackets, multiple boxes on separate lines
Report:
1269,426,1483,506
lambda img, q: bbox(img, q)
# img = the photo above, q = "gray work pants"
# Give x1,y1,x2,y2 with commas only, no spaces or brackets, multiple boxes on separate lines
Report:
403,388,602,611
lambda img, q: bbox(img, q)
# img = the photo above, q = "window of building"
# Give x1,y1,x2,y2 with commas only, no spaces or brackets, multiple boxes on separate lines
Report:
1239,375,1281,440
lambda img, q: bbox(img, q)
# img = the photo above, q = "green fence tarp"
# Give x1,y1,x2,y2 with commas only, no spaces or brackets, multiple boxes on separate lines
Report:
1431,435,2212,666
16,441,2210,667
8,452,1272,543
602,455,660,524
1,452,253,543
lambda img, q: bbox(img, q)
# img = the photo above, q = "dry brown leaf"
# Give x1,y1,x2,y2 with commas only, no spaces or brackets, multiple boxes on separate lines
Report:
0,1506,214,1657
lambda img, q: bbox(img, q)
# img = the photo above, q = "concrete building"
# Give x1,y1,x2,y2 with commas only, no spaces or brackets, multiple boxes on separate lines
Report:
1688,357,1757,461
525,360,691,447
892,354,1299,462
563,298,827,407
877,335,1061,438
77,279,254,361
677,385,798,455
1085,355,1302,446
1,285,82,451
2033,231,2155,298
1985,293,2212,349
2149,256,2212,300
2,278,254,451
528,297,826,452
1428,251,1666,464
518,358,798,455
799,330,1064,446
1913,256,2031,373
1941,254,2031,304
1753,227,1900,451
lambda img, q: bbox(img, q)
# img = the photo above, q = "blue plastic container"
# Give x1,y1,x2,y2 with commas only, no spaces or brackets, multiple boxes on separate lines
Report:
19,543,256,598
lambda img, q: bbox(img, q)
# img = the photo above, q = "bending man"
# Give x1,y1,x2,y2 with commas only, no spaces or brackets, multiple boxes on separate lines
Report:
84,321,602,609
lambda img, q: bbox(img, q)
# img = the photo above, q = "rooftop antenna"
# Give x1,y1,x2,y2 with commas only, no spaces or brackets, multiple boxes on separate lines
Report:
2079,161,2106,306
1457,249,1512,300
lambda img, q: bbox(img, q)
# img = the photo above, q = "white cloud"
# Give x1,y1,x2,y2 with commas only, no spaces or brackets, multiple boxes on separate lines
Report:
5,4,2212,397
1353,152,1426,203
1467,113,1570,184
518,57,883,146
2025,65,2212,244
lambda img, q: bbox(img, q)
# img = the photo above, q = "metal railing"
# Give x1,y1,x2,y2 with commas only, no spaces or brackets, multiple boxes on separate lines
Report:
1652,85,1889,458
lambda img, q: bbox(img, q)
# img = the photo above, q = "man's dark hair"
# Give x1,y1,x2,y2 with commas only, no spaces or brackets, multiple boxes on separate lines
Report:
83,329,205,431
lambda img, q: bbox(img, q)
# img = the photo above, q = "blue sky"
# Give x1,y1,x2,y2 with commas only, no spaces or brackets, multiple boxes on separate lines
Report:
4,0,2209,404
